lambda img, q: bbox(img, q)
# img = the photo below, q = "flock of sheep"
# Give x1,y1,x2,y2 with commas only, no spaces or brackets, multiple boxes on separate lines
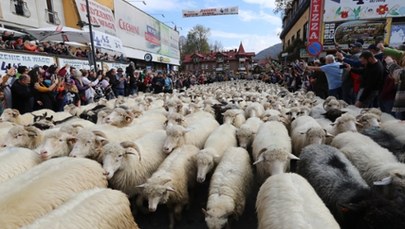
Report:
0,80,405,229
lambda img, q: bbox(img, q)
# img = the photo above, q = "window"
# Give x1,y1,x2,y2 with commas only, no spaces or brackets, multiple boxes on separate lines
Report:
45,0,60,24
303,22,308,42
296,29,301,40
292,35,295,42
10,0,31,17
287,40,291,47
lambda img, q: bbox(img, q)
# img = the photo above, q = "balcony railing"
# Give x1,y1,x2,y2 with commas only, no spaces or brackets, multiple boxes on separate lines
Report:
45,9,61,25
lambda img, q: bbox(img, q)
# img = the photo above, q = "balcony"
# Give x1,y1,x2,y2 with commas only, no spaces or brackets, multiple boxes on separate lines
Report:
280,0,310,39
45,9,61,25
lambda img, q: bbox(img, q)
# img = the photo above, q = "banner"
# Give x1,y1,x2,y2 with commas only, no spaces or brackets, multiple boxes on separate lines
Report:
93,30,123,53
114,0,180,60
75,0,116,35
323,20,385,50
390,23,405,48
324,0,405,22
0,51,55,72
57,58,91,70
182,7,238,17
307,0,324,56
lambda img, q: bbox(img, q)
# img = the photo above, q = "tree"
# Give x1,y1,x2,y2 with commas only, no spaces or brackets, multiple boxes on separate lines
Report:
274,0,294,13
210,40,223,52
181,25,211,55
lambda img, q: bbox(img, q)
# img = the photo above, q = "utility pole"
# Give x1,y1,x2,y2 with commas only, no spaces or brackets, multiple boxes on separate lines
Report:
85,0,97,72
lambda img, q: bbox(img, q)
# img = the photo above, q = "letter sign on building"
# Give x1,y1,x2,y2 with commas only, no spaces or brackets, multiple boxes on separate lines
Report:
307,0,324,56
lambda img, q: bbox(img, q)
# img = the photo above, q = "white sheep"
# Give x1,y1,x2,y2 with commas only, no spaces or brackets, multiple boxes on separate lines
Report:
381,120,405,144
331,132,405,189
0,125,42,149
195,124,238,183
102,130,167,200
0,108,32,125
24,188,139,229
163,117,219,154
137,145,199,229
0,147,41,184
37,130,76,160
256,173,340,229
291,116,328,155
222,109,246,128
203,147,253,229
0,157,107,228
244,102,265,118
252,121,296,183
356,112,381,131
236,117,264,149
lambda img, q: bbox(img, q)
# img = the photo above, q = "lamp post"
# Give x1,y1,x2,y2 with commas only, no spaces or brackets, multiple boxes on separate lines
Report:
85,0,97,72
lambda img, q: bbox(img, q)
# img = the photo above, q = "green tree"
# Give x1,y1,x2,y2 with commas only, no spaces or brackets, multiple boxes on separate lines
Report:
182,25,211,55
274,0,294,13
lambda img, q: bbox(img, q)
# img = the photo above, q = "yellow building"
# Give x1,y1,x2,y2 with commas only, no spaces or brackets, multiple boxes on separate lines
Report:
279,0,310,50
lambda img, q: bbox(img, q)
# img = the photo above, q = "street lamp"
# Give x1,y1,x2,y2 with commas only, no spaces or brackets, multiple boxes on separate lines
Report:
85,0,97,72
151,14,165,18
129,0,147,5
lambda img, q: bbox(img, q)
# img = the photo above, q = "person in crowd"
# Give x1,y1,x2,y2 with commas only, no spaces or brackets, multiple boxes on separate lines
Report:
305,54,343,98
114,68,126,96
164,73,173,93
79,70,101,104
143,72,152,92
16,65,28,79
379,61,401,115
152,72,165,94
125,62,136,96
368,44,384,62
347,51,385,108
29,67,59,110
106,68,119,96
11,73,33,114
308,59,328,99
1,66,17,109
72,69,90,105
392,67,405,120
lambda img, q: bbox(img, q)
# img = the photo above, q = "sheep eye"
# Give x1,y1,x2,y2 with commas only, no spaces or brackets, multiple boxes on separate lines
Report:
59,139,64,142
87,141,92,144
118,154,123,158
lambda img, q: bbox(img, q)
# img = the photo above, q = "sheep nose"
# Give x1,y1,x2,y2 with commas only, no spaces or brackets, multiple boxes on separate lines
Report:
1,144,6,147
40,151,47,155
103,171,109,176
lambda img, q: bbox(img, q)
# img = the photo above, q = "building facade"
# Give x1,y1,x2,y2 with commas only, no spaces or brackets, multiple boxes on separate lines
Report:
182,42,255,76
280,0,405,55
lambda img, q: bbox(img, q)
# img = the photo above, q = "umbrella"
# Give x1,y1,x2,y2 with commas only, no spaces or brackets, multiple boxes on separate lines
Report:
26,26,90,43
0,27,27,37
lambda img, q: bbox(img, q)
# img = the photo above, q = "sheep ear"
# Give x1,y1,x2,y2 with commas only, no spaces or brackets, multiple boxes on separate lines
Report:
288,154,300,160
330,123,336,126
394,173,404,179
136,183,147,189
355,121,363,127
66,136,77,145
95,136,108,147
125,148,141,161
253,153,265,165
160,178,172,185
324,129,334,137
12,109,20,117
166,186,176,192
202,208,208,217
373,176,392,186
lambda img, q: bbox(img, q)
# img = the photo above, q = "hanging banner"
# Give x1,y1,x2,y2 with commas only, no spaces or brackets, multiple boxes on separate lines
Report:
0,51,55,71
75,0,116,36
93,30,123,53
307,0,324,56
323,20,385,50
182,6,239,17
57,58,91,70
324,0,405,22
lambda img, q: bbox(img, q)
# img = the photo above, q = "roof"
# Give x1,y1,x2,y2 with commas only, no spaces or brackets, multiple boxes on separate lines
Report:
182,46,255,64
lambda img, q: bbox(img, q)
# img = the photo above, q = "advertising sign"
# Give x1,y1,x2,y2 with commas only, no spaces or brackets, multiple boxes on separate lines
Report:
93,30,123,53
307,0,324,56
324,0,405,22
0,51,55,72
182,6,239,17
390,23,405,48
75,0,116,35
58,58,91,70
323,20,385,50
114,0,180,60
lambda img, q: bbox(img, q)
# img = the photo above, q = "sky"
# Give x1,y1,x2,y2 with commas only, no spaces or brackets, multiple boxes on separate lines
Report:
130,0,282,53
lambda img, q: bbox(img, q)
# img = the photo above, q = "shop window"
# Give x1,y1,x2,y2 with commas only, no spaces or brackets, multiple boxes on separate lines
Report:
10,0,31,17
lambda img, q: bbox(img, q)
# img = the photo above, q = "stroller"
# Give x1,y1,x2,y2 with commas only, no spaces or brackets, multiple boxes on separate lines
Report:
94,85,116,102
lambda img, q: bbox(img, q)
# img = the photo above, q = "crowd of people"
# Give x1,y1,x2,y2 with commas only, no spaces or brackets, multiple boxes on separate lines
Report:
258,40,405,120
1,31,124,61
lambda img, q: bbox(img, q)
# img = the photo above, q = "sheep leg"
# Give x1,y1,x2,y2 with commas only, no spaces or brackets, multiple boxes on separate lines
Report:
168,207,175,229
174,204,184,221
135,195,148,215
